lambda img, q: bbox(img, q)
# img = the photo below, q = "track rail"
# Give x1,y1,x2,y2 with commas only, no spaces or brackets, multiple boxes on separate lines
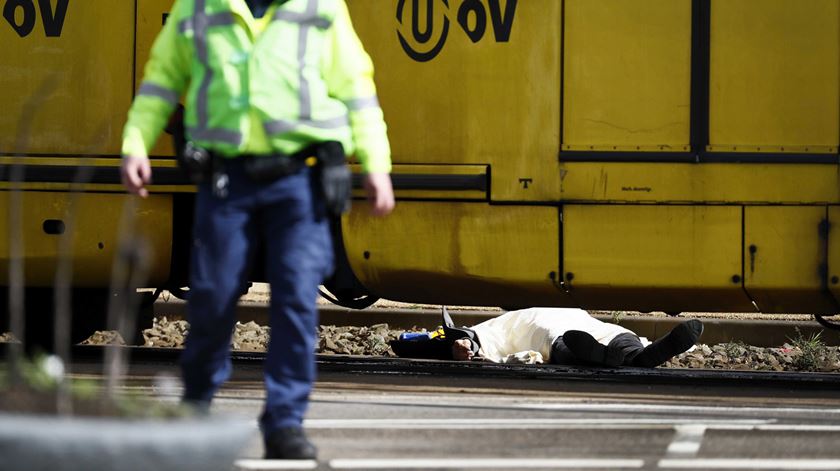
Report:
61,345,840,391
151,302,840,347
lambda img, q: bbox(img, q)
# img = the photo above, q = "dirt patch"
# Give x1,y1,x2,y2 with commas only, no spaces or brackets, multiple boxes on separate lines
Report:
5,312,839,372
132,317,840,372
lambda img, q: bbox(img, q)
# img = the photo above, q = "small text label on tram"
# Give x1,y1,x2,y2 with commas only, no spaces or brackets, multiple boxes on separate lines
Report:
396,0,518,62
3,0,69,37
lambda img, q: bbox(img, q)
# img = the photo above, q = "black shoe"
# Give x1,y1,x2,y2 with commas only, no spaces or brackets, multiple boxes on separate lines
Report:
632,319,704,368
562,330,628,367
264,427,318,460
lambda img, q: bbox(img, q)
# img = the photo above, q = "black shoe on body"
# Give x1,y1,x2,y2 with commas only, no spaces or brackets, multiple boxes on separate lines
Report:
264,427,318,460
632,319,704,368
562,330,628,367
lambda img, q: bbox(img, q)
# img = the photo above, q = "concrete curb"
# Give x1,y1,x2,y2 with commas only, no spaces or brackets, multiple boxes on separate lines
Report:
0,414,254,471
153,300,840,347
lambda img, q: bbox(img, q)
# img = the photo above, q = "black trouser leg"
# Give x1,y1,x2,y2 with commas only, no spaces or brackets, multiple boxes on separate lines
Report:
554,332,644,367
607,333,645,366
549,336,581,365
631,319,704,368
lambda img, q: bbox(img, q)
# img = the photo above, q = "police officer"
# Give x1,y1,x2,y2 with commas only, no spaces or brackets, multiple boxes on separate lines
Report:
120,0,394,460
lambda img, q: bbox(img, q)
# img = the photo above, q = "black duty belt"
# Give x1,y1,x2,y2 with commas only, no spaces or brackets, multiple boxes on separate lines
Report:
233,151,313,182
183,141,350,216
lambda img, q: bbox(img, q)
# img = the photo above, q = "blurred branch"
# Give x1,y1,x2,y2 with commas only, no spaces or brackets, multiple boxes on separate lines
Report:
7,164,25,386
52,120,110,415
105,196,152,398
6,74,60,386
52,162,95,416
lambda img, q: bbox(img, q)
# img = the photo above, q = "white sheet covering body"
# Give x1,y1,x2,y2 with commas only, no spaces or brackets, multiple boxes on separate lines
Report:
470,308,636,363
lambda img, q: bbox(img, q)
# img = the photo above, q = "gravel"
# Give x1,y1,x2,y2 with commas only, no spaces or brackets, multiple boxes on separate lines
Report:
665,342,839,372
4,316,839,373
139,317,840,373
140,317,400,356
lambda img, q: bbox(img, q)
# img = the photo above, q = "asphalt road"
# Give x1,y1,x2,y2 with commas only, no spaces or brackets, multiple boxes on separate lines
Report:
110,359,840,471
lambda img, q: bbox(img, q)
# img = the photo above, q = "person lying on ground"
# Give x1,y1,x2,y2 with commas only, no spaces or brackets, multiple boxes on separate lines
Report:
391,307,703,368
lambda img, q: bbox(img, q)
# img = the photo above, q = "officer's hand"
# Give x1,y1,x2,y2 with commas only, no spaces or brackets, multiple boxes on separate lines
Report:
121,155,152,198
363,172,395,216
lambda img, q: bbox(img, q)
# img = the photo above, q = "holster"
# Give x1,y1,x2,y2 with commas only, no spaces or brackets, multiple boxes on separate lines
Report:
167,105,211,184
312,141,352,217
180,141,213,184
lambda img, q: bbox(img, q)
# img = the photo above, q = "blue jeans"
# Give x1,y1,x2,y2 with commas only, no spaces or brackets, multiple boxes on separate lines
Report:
180,160,333,431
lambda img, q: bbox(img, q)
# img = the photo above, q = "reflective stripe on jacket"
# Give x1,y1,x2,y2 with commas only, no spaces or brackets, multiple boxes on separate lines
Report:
122,0,391,174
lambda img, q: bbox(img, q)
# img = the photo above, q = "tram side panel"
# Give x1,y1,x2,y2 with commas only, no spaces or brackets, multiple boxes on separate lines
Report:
562,0,692,154
0,0,175,293
561,0,840,313
343,0,570,307
711,0,840,313
708,0,839,154
346,0,840,313
3,0,838,314
0,0,131,155
560,0,840,313
351,0,562,203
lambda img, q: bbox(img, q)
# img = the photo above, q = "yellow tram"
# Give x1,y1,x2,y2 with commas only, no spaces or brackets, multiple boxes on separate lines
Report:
1,0,839,334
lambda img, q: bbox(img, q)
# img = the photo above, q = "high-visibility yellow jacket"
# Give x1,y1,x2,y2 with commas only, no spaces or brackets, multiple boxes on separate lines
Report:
122,0,391,174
